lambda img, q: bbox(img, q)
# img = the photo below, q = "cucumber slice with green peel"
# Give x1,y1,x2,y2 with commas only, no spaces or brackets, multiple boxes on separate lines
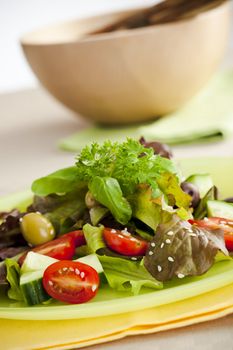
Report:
20,270,50,305
20,253,105,305
186,174,213,198
207,200,233,219
21,252,58,275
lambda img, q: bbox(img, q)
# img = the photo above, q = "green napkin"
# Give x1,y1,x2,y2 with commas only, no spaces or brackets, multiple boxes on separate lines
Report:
60,70,233,152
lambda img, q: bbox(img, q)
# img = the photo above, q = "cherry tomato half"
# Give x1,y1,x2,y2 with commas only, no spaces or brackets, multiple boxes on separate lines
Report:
18,234,76,266
43,260,99,304
65,230,86,247
103,228,148,256
189,217,233,251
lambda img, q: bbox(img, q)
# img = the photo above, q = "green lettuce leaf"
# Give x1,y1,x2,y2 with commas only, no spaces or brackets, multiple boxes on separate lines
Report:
30,189,87,234
89,176,132,225
157,172,191,219
129,186,161,231
5,258,23,301
31,166,83,196
144,216,228,282
194,186,218,219
83,224,106,253
99,255,162,295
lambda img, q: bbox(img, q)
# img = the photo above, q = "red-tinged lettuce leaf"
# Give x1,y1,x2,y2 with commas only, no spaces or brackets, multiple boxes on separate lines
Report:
0,210,27,254
144,216,228,282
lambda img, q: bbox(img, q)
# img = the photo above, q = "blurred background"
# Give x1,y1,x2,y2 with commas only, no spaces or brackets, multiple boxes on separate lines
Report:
0,0,160,93
1,0,232,93
0,0,233,195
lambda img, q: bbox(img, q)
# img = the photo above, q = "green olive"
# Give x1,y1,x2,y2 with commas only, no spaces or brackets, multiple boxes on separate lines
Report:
20,212,55,246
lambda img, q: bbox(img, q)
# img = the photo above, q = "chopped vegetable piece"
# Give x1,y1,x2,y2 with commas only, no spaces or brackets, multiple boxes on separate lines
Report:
18,234,76,266
99,255,162,295
103,227,148,256
42,261,99,304
189,217,233,252
144,216,228,281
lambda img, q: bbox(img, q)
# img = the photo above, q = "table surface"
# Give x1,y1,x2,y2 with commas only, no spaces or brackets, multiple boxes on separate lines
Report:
1,8,233,347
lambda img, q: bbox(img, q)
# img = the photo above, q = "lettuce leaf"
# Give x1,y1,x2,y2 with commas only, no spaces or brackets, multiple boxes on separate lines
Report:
157,172,191,219
144,216,228,282
30,189,87,234
99,255,162,295
194,186,218,219
89,176,132,225
5,258,23,301
83,224,106,253
31,166,83,196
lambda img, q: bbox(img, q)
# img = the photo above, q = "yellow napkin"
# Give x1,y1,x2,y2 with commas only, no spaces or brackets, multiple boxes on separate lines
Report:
1,283,233,350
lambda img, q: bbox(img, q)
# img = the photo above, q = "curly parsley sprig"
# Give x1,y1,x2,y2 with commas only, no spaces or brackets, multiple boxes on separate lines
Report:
75,139,177,197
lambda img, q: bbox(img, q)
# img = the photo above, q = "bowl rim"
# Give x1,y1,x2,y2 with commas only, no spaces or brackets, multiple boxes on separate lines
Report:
20,1,230,47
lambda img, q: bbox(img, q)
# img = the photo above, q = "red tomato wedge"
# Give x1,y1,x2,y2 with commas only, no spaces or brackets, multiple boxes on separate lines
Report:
189,217,233,251
103,228,148,256
18,234,76,266
43,260,99,304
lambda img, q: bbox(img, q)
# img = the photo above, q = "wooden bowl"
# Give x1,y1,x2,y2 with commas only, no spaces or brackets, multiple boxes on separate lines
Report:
21,2,230,124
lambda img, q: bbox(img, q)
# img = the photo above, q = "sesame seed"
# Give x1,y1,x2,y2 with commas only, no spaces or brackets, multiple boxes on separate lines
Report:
148,251,154,256
36,211,41,215
69,267,74,272
177,273,185,279
111,229,116,233
204,217,209,222
80,272,85,279
48,280,53,286
75,268,80,275
92,285,97,292
19,218,23,223
165,239,171,244
160,243,165,248
151,242,156,247
62,267,68,272
131,257,137,261
122,231,131,237
130,237,137,241
168,256,174,262
167,231,174,236
118,234,124,238
157,265,162,272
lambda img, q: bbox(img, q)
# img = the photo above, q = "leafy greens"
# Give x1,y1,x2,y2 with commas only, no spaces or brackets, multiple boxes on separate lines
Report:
144,216,228,282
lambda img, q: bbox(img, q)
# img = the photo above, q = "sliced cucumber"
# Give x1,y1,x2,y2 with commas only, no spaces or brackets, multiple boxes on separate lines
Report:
75,254,105,283
21,252,58,275
20,270,50,305
76,254,103,274
186,174,213,198
20,253,105,305
207,200,233,219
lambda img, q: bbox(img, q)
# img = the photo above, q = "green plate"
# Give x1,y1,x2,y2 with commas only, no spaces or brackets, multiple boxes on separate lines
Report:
0,157,233,320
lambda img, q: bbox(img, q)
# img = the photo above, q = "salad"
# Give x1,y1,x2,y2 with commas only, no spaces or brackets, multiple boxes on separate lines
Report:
0,138,232,306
